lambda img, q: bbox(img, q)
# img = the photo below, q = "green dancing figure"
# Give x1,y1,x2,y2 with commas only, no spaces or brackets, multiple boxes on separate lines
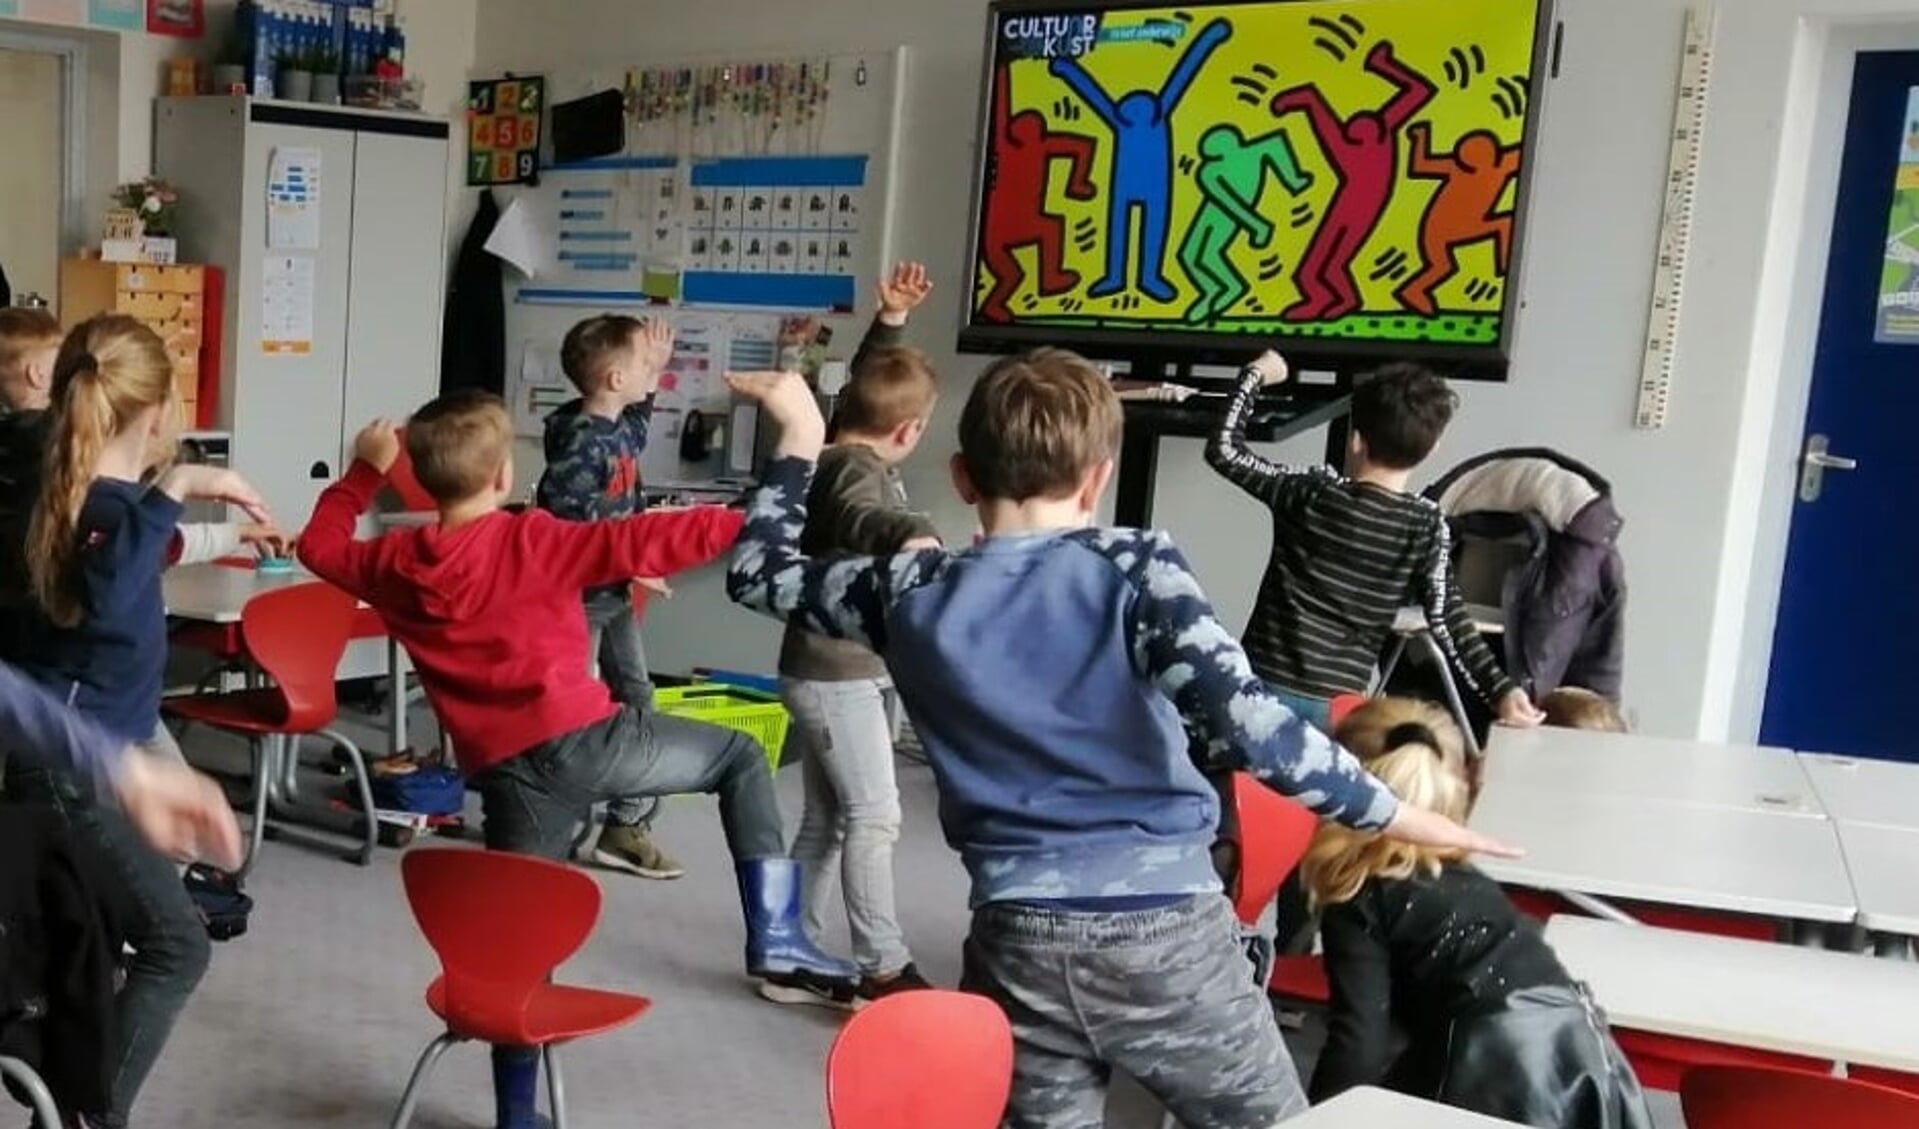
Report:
1178,124,1313,324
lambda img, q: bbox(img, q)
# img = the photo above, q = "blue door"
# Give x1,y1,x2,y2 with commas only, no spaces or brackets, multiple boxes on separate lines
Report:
1761,51,1919,762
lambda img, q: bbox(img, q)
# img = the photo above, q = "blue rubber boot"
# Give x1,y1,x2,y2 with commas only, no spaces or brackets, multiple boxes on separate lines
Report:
738,858,859,1009
491,1045,549,1129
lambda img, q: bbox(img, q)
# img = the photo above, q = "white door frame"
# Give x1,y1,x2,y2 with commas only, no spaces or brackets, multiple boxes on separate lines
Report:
0,28,89,265
1710,17,1919,740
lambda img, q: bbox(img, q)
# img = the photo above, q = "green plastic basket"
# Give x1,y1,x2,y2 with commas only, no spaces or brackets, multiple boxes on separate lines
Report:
655,684,790,774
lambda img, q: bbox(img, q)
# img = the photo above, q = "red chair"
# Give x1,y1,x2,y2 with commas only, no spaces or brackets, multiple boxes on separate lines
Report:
1852,1066,1919,1099
1613,1029,1831,1092
1226,773,1319,942
163,581,376,877
826,990,1012,1129
1327,693,1368,728
389,850,652,1129
1680,1065,1919,1128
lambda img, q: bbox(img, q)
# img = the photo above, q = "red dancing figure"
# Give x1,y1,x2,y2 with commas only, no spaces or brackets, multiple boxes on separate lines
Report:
1271,42,1435,322
978,64,1099,323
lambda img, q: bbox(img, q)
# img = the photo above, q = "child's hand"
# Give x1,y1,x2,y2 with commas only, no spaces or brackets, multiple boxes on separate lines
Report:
634,577,673,599
160,466,271,524
877,261,934,326
1384,803,1524,860
239,523,293,559
114,748,245,869
1496,690,1546,729
727,370,825,458
1249,350,1290,386
637,318,675,382
779,316,825,348
355,419,403,474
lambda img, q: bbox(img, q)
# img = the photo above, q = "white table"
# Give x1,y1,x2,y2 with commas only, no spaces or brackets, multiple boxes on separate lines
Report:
1801,753,1919,830
163,560,313,623
1470,785,1856,923
1544,916,1919,1072
1484,727,1820,816
1830,822,1919,938
1290,1088,1524,1126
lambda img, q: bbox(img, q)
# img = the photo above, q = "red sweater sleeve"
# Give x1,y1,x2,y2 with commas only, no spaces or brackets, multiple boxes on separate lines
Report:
297,460,386,600
532,505,745,590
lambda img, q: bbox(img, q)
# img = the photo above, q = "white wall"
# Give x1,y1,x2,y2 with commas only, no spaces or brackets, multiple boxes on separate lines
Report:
470,0,1886,739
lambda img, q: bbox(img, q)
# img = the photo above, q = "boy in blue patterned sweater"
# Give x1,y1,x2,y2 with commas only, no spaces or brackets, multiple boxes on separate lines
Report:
536,314,682,878
726,350,1518,1128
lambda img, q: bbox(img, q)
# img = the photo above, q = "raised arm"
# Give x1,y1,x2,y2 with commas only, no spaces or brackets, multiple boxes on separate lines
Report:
1049,56,1119,127
1270,85,1343,149
1404,122,1450,179
1161,18,1232,113
993,65,1014,146
1203,354,1330,504
297,460,386,602
1366,42,1436,132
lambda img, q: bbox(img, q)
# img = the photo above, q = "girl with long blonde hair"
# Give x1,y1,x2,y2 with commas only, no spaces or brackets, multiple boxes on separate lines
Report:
1301,698,1651,1128
6,314,269,1127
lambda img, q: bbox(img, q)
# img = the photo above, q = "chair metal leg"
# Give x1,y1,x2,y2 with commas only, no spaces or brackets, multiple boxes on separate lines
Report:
0,1054,60,1129
1376,635,1409,693
544,1043,567,1129
1418,635,1481,758
237,736,272,880
388,1032,461,1129
322,727,378,866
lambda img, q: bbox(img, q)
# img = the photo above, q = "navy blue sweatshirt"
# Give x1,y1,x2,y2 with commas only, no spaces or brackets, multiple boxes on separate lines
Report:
14,478,183,741
729,456,1398,907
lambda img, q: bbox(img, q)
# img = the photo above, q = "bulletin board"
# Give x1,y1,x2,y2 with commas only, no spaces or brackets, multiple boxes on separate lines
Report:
492,48,906,493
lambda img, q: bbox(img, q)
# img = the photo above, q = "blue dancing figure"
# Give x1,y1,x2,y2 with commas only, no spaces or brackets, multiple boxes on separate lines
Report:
1050,18,1233,302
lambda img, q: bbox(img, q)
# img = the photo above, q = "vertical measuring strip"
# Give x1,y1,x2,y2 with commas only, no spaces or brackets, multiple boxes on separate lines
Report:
1636,7,1716,430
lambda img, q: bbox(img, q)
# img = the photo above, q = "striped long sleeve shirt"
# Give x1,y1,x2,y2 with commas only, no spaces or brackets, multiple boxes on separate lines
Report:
1205,365,1518,707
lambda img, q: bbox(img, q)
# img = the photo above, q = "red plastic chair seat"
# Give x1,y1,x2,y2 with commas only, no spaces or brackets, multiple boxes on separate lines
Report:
424,976,650,1047
164,689,293,736
1270,954,1331,1004
1680,1064,1919,1127
1612,1028,1830,1092
826,990,1012,1129
172,620,245,660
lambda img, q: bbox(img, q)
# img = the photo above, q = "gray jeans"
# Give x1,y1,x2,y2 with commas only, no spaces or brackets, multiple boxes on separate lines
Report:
4,724,209,1129
781,676,909,977
961,895,1306,1129
476,705,785,863
583,587,658,830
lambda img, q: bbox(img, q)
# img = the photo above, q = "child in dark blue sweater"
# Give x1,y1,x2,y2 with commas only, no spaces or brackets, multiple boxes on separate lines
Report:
5,315,269,1128
727,352,1516,1128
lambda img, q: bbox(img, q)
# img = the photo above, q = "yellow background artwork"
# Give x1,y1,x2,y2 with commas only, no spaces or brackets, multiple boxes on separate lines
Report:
970,0,1543,347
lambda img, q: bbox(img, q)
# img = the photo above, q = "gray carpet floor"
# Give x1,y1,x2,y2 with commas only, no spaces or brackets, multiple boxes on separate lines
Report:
123,707,1682,1128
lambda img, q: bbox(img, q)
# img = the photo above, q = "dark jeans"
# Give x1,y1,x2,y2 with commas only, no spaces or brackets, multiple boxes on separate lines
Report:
6,756,211,1128
476,705,785,862
961,895,1307,1129
582,587,659,830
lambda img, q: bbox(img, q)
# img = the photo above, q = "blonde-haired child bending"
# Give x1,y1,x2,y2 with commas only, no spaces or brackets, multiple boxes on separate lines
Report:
1302,698,1651,1128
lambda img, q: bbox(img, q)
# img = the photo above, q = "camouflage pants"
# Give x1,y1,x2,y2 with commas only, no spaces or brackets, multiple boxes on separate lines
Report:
961,894,1307,1129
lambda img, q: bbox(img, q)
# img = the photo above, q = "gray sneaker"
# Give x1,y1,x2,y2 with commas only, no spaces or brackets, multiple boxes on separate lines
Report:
590,824,686,880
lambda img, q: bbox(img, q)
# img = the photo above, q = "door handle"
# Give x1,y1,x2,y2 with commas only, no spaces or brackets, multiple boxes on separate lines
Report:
1799,434,1857,502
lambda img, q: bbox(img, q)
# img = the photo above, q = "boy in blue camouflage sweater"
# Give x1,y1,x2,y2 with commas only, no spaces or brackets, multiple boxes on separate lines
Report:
725,351,1519,1128
535,314,682,879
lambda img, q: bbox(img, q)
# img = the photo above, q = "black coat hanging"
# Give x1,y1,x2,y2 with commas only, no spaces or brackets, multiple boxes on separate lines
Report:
440,189,507,397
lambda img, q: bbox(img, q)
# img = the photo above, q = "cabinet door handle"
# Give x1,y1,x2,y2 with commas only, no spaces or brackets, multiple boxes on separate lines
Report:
310,461,331,479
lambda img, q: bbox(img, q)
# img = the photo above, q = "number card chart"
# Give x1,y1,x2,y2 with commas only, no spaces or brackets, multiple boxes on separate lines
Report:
467,75,545,186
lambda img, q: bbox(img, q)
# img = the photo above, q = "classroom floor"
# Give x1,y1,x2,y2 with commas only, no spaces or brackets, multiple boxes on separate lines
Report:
134,708,1685,1128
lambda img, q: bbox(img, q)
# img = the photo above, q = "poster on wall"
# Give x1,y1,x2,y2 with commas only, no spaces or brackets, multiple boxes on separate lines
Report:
86,0,140,29
468,76,546,186
146,0,204,37
1875,87,1919,344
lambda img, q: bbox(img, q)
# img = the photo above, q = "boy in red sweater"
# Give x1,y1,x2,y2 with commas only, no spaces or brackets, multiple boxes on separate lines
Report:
299,391,857,1129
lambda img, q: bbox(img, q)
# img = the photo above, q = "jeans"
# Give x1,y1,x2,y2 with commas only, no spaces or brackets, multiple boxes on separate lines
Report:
961,895,1307,1129
782,677,909,977
5,725,210,1129
583,588,658,830
477,705,785,863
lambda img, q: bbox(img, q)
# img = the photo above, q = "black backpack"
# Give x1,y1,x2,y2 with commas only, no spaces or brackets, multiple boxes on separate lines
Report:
182,865,252,942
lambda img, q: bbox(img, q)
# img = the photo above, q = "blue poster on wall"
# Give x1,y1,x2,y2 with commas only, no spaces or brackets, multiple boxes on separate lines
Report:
87,0,142,29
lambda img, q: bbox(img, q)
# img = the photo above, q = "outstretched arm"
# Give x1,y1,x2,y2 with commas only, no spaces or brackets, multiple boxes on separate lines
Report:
1367,42,1436,131
1404,122,1450,178
1049,56,1119,126
1047,134,1100,199
993,65,1014,146
1271,86,1343,149
1204,355,1332,503
1161,19,1233,113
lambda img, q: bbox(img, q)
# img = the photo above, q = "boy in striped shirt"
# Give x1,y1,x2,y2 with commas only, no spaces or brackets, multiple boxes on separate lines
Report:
1205,351,1544,731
